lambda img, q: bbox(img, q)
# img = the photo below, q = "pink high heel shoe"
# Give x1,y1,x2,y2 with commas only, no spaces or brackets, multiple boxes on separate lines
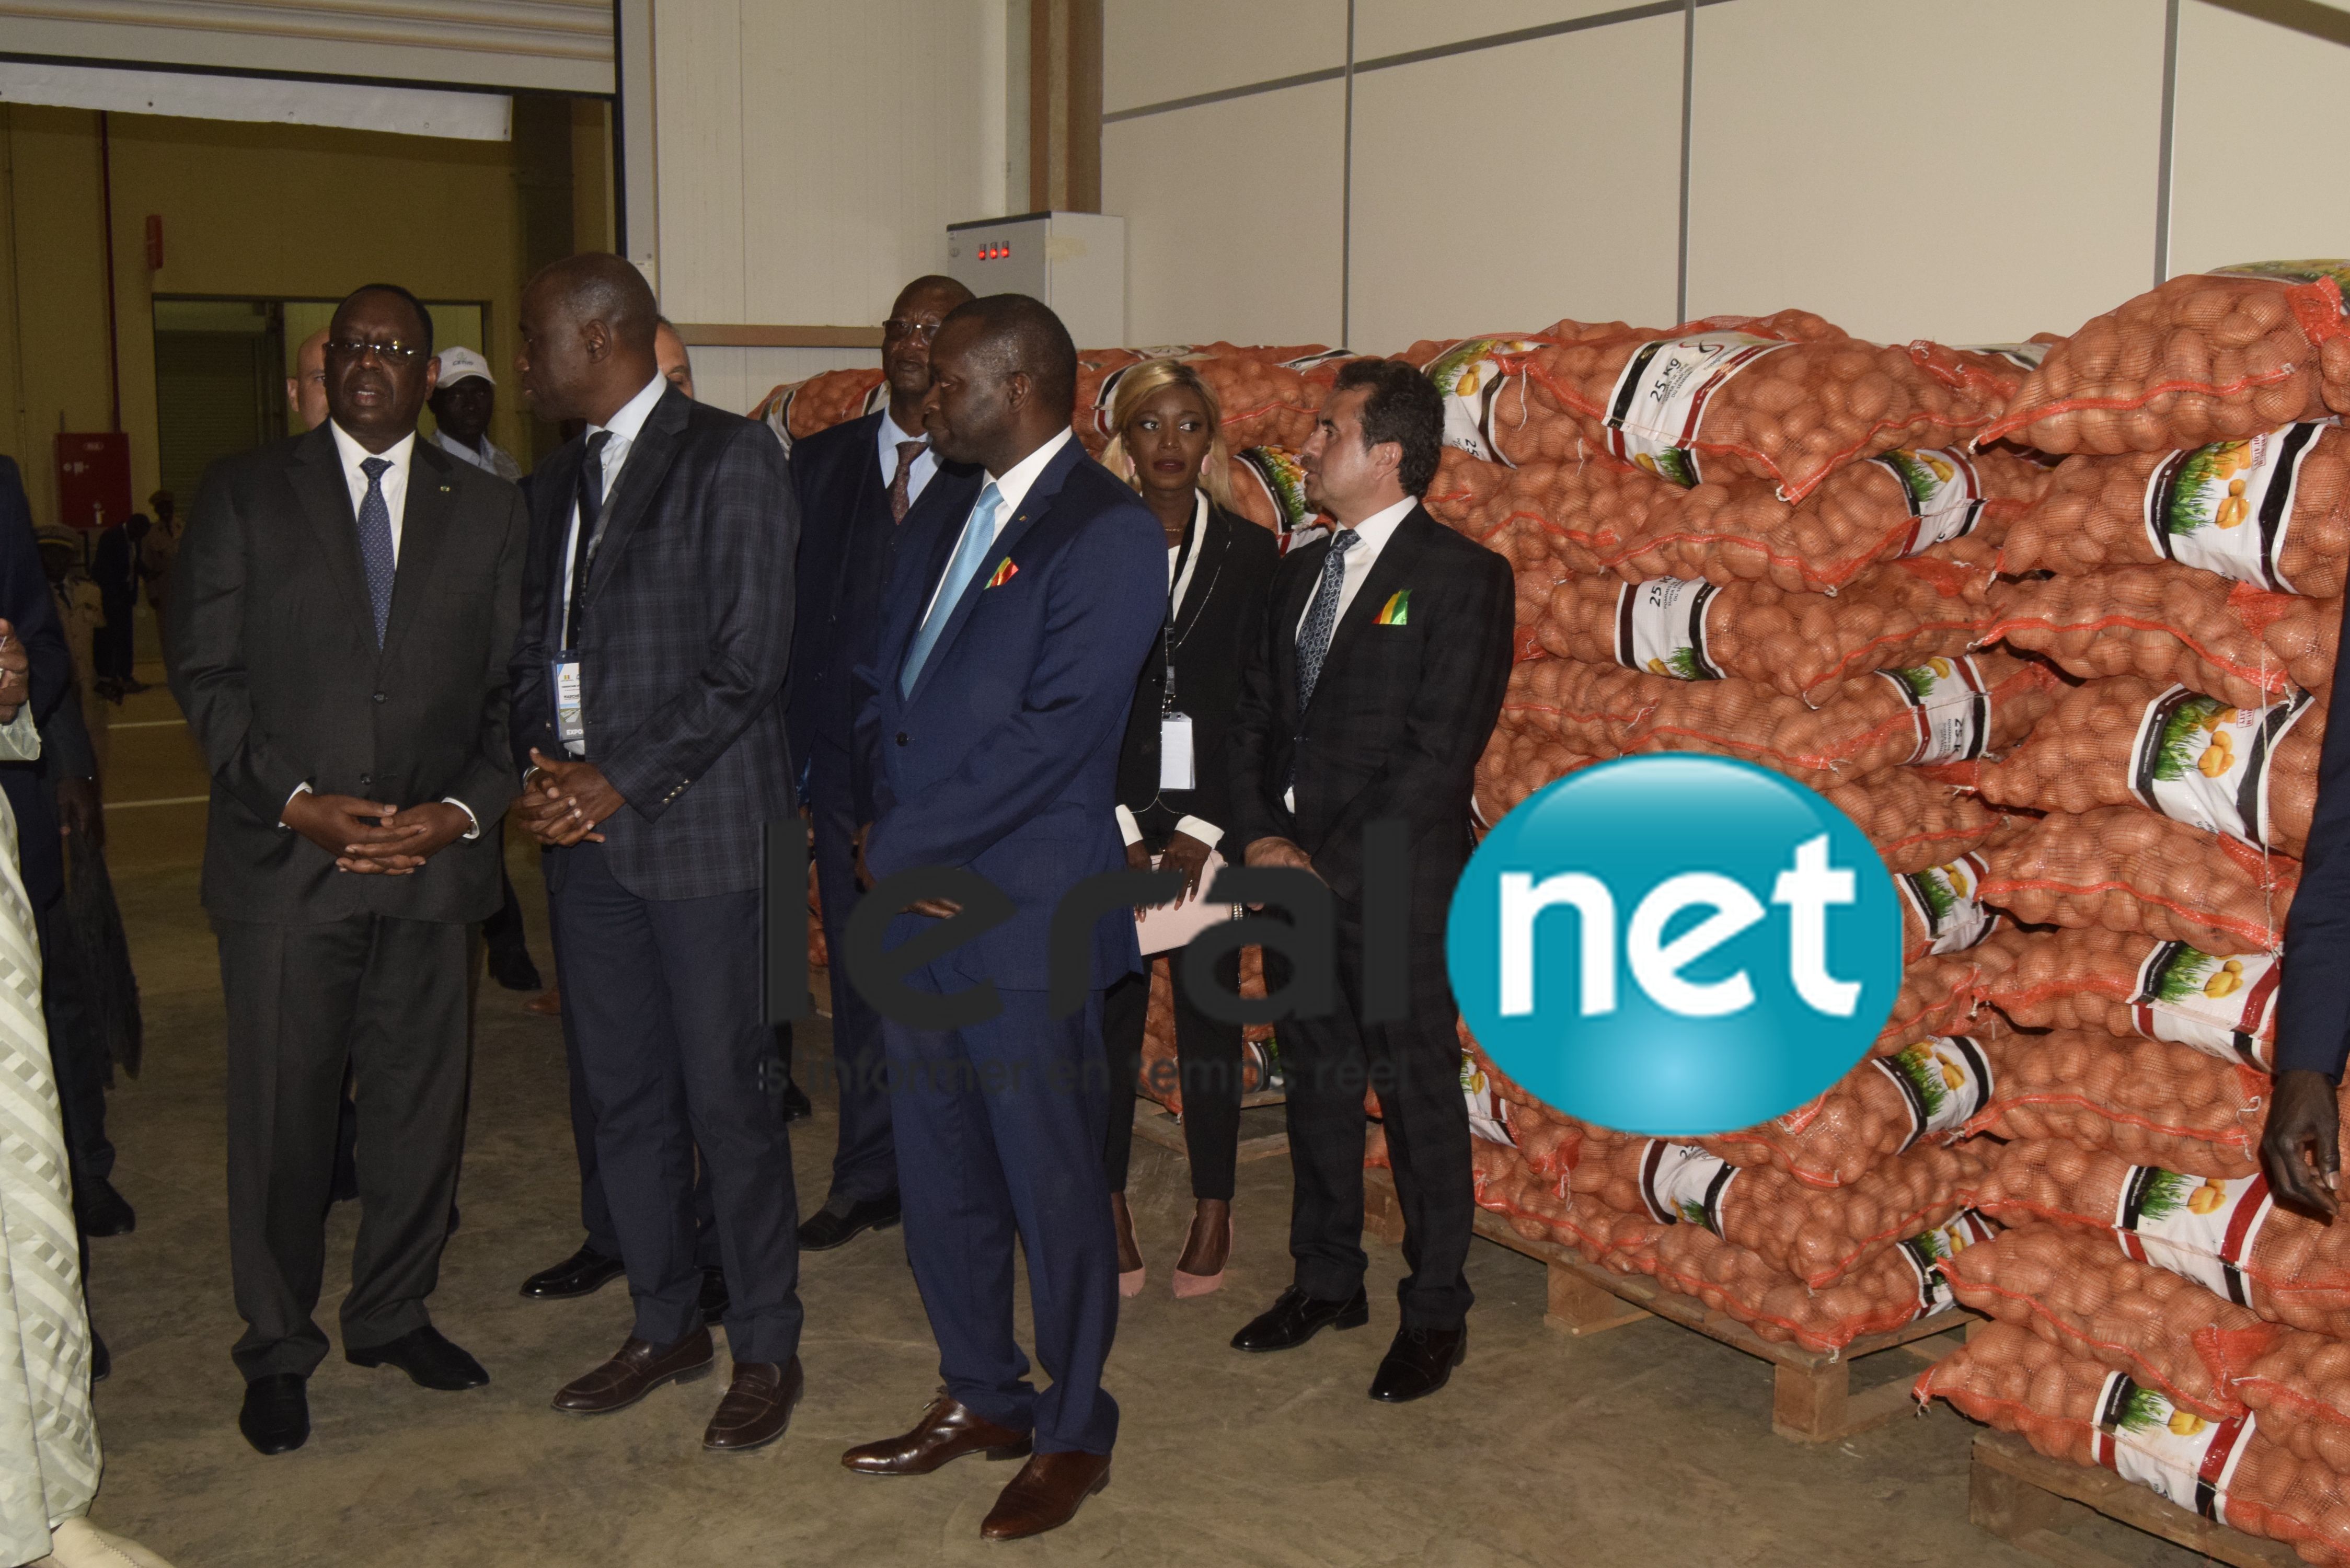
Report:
1171,1210,1234,1299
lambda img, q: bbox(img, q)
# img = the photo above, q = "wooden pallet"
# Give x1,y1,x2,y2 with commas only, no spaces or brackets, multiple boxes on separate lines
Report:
1132,1089,1288,1162
1362,1166,1969,1443
1970,1429,2298,1567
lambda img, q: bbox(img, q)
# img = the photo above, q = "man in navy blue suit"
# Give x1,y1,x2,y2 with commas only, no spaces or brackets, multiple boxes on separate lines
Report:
786,273,978,1253
837,295,1162,1541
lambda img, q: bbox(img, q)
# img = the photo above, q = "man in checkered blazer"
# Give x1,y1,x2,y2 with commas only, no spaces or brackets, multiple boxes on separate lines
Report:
507,253,805,1455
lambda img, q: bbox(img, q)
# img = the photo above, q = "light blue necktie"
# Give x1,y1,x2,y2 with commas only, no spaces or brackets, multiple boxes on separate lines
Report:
901,481,1003,696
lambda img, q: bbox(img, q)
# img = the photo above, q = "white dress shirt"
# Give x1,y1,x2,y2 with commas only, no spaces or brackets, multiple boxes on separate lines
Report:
290,422,478,836
1282,493,1415,811
875,407,938,509
1118,490,1221,850
558,372,669,659
918,425,1073,626
1293,493,1413,639
431,428,523,483
328,423,416,558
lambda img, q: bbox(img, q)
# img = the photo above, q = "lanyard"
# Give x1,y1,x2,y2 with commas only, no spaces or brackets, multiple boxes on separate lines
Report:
1160,500,1202,716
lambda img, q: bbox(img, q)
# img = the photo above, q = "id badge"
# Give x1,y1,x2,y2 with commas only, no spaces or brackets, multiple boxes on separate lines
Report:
553,655,585,748
1159,712,1196,790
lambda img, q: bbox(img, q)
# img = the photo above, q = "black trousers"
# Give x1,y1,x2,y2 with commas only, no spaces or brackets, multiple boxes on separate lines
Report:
810,783,896,1207
546,841,802,1362
34,898,112,1193
92,604,134,683
479,824,533,969
1271,917,1474,1330
217,913,471,1380
1100,952,1241,1200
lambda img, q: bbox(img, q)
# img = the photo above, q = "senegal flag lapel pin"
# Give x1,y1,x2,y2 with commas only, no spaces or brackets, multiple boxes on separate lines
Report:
986,557,1019,589
1375,589,1409,626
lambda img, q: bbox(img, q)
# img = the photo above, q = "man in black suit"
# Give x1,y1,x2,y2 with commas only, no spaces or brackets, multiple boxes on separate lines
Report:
170,283,526,1454
1224,357,1513,1402
786,273,977,1252
510,252,804,1454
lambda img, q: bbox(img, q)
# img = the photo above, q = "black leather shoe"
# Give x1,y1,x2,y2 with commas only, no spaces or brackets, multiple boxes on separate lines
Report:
781,1082,813,1123
699,1265,729,1327
521,1244,626,1299
798,1193,901,1251
239,1374,309,1455
347,1324,489,1390
1368,1323,1467,1403
75,1178,135,1238
487,942,543,993
1230,1285,1370,1353
89,1330,108,1384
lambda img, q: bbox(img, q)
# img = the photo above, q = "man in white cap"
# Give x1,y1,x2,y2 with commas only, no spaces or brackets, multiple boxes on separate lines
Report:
427,346,523,481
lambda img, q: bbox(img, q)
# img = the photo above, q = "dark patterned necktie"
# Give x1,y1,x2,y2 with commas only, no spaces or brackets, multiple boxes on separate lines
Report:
889,439,926,524
1294,527,1360,710
355,456,396,646
562,431,614,647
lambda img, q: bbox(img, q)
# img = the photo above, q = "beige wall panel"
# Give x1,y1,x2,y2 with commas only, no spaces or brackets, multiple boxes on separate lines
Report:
650,0,747,321
1687,0,2164,345
1103,79,1346,348
1347,16,1682,353
687,345,880,419
1354,0,1648,60
1103,0,1346,114
655,0,997,330
2169,4,2350,281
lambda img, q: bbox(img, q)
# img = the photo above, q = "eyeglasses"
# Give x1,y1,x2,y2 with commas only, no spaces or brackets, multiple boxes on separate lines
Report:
326,338,425,363
882,319,941,344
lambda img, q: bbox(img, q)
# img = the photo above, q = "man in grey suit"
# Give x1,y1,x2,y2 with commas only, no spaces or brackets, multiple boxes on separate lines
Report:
170,283,527,1456
510,253,805,1454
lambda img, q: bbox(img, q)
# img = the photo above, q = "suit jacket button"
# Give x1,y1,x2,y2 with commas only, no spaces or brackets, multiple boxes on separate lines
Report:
896,732,907,747
359,774,372,786
372,691,387,703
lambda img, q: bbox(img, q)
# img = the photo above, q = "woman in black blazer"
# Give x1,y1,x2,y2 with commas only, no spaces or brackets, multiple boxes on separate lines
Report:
1098,360,1278,1299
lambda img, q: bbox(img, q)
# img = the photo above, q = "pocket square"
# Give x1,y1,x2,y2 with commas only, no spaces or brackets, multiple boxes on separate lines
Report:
986,558,1020,589
1375,589,1409,626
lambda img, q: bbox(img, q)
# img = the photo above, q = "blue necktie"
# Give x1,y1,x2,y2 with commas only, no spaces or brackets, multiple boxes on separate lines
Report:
355,456,396,647
1294,527,1360,710
901,481,1003,696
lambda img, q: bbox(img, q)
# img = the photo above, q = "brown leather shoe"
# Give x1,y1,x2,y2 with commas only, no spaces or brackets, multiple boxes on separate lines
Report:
840,1390,1032,1475
980,1450,1112,1541
702,1357,802,1451
551,1329,714,1414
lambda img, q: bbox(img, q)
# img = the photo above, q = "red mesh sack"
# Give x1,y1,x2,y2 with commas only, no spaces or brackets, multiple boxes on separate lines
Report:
1077,350,1326,454
1982,566,2340,708
1824,768,2003,874
1697,1035,1996,1189
1614,446,2044,594
1940,1224,2254,1421
1423,447,1654,574
1614,1136,1991,1290
1881,952,1990,1050
1976,807,2300,956
1982,263,2350,454
1977,676,2323,855
2204,1322,2350,1475
2002,425,2350,597
752,368,887,447
1516,313,2001,502
1962,1029,2268,1177
1472,712,1593,827
1537,557,1992,707
1969,1138,2350,1339
1913,1325,2350,1563
1615,649,2059,789
1971,926,2279,1069
1619,1205,1974,1352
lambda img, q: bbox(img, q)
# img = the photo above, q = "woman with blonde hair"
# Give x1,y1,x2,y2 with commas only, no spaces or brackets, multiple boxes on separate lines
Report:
1097,361,1277,1299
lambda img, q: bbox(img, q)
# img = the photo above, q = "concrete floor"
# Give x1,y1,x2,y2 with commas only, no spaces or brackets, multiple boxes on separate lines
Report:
71,649,2211,1567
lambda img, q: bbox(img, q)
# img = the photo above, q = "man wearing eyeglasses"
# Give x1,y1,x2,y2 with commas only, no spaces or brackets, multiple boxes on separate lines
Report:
170,283,527,1455
783,274,979,1253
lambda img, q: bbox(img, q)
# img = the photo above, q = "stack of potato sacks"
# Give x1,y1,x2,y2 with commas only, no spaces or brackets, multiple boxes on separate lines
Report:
1409,308,2060,1353
1905,262,2350,1563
